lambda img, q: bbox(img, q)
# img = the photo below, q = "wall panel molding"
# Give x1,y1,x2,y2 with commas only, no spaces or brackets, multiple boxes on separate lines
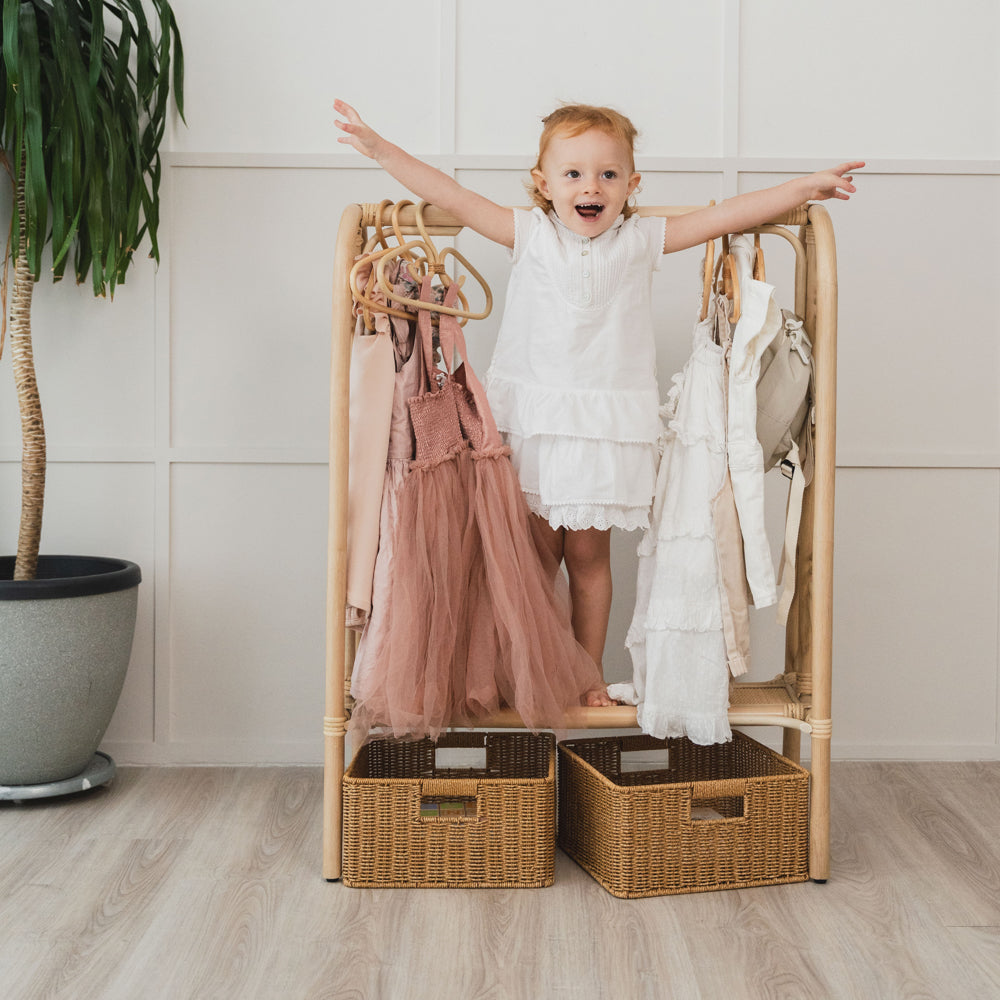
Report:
5,0,990,765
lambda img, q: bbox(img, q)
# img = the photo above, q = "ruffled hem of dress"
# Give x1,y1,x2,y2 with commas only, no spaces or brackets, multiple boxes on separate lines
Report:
652,524,716,545
667,424,727,455
637,530,721,608
636,704,732,746
508,433,657,514
525,494,650,532
626,608,724,643
666,401,726,454
486,373,661,444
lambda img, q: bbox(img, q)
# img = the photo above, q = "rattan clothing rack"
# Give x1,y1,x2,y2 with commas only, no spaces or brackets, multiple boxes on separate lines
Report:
323,201,838,884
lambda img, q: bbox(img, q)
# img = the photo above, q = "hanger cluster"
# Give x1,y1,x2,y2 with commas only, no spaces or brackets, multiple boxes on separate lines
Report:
699,202,767,325
349,199,493,328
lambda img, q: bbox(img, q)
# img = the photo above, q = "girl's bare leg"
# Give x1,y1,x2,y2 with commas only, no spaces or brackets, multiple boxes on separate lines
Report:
528,513,565,569
529,516,613,706
564,527,615,707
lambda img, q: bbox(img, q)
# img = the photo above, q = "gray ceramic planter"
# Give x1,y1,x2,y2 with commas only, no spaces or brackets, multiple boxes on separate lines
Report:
0,555,141,785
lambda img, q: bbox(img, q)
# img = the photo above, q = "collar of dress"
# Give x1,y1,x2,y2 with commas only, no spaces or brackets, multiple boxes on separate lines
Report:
547,209,627,243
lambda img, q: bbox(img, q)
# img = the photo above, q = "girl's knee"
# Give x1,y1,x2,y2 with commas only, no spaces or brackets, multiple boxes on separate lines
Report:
530,514,565,564
564,528,612,575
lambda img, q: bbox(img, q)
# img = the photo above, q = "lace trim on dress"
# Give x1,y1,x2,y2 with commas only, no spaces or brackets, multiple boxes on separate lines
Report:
524,493,651,533
637,704,733,746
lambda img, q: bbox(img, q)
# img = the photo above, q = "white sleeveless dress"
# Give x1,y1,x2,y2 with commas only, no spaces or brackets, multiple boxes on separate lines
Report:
483,208,666,532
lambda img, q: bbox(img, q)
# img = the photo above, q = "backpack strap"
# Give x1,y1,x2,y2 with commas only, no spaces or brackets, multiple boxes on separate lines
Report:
775,438,806,625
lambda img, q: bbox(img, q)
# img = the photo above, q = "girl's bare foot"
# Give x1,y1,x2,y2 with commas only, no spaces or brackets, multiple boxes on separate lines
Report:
585,685,614,707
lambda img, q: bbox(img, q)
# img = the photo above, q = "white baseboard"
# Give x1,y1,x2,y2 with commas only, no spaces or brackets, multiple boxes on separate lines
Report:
101,739,324,767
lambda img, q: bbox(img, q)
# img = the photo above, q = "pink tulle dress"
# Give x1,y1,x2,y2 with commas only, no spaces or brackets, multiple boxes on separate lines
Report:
350,277,604,740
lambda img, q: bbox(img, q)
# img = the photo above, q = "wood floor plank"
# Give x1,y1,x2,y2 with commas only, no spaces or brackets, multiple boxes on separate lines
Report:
946,926,1000,988
2,762,1000,1000
838,763,1000,929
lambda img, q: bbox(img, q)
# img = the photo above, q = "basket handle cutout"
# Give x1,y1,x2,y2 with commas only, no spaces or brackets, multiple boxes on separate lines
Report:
419,778,481,822
688,794,746,824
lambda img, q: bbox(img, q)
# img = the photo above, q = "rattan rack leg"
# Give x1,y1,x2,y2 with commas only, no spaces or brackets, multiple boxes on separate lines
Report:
808,717,832,881
805,204,837,885
323,713,347,880
323,204,363,881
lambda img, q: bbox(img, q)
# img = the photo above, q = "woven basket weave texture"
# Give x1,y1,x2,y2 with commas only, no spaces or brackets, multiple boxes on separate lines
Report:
343,731,555,888
558,731,809,898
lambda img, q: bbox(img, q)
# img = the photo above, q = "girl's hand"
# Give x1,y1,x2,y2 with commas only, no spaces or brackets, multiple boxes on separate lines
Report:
803,161,866,202
334,99,383,160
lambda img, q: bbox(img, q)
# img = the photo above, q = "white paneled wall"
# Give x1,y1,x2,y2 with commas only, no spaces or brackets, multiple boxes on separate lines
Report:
1,0,997,762
454,3,726,157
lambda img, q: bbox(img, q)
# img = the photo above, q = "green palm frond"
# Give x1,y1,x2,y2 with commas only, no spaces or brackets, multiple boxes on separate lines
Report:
0,0,184,296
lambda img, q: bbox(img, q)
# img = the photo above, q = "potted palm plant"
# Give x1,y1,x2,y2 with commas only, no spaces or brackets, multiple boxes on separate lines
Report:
0,0,183,793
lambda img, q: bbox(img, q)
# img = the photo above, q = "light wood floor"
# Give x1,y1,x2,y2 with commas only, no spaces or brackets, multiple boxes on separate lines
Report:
1,761,998,1000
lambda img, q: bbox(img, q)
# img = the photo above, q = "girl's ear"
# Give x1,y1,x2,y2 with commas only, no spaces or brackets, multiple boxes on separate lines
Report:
531,168,550,198
628,171,642,196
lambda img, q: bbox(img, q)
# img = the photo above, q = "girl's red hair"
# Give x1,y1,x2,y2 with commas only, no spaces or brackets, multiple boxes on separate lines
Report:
527,103,641,217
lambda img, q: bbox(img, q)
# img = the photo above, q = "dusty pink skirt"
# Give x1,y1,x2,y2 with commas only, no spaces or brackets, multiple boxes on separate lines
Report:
351,287,603,740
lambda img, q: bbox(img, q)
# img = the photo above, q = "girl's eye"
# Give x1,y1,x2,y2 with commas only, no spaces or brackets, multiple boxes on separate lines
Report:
603,170,618,180
566,170,580,178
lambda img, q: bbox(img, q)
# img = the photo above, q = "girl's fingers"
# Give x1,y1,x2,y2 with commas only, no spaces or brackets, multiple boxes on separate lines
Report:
333,99,360,124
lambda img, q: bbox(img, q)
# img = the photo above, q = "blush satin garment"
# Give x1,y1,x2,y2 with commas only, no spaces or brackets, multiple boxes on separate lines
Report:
344,259,421,629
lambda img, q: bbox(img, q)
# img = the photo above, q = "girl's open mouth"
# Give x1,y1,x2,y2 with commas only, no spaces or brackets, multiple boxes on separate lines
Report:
575,204,603,220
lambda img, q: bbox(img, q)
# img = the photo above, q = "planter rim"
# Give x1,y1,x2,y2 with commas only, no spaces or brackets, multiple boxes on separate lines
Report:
0,555,141,600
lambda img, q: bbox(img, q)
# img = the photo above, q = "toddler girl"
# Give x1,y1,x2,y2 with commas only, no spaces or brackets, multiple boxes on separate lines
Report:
334,97,861,692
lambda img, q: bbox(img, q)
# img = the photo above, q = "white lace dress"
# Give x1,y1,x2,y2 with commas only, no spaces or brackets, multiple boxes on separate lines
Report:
484,208,666,532
608,306,732,745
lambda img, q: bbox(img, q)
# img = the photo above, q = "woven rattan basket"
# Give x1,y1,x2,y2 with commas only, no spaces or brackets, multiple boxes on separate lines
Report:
343,730,555,888
558,731,809,897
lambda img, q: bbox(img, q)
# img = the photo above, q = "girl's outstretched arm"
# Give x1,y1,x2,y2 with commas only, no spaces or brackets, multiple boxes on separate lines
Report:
334,99,515,248
661,162,865,254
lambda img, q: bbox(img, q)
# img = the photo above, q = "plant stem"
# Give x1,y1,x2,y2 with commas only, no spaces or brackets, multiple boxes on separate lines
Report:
10,170,43,581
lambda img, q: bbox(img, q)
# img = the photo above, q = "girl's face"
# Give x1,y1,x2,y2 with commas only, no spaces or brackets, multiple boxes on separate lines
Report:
532,127,641,238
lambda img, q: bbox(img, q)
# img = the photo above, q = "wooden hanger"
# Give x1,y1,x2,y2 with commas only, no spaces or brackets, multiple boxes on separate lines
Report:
386,199,429,280
349,200,493,326
350,200,428,327
373,201,493,321
753,232,766,282
348,202,449,325
719,233,741,324
349,240,418,326
699,200,716,322
362,199,396,254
